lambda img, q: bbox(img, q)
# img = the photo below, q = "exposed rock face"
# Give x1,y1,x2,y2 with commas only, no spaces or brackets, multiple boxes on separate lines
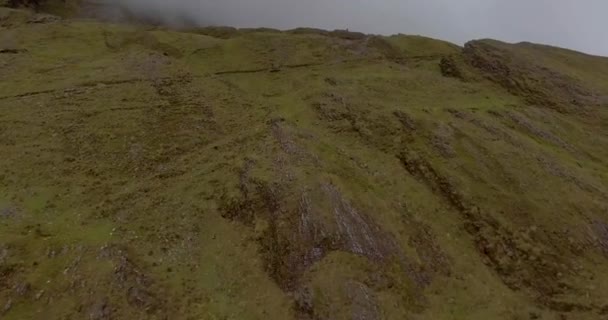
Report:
439,56,463,78
464,40,603,112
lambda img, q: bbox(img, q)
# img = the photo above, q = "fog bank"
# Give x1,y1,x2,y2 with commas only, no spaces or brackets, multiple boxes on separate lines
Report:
95,0,608,56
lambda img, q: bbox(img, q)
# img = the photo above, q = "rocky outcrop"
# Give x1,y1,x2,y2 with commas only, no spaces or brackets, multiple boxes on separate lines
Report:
463,40,601,112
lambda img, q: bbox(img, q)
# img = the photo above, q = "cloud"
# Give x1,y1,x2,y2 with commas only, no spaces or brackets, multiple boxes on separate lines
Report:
93,0,608,56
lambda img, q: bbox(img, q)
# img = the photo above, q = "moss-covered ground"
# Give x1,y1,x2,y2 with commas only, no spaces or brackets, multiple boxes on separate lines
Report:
1,7,608,319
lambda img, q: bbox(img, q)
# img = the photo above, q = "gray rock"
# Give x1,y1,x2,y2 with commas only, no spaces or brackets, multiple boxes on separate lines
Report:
28,13,60,24
1,299,12,316
89,297,111,320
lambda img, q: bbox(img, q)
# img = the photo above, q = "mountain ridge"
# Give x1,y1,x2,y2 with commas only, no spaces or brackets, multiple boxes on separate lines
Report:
1,5,608,320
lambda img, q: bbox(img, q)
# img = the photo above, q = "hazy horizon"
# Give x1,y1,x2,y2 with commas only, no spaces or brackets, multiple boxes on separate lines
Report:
95,0,608,56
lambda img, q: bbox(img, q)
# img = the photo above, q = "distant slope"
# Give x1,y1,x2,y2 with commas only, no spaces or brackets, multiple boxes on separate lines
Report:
1,7,608,320
464,39,608,112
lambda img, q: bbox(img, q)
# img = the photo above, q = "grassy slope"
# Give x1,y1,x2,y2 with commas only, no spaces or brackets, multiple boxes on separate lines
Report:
1,8,608,320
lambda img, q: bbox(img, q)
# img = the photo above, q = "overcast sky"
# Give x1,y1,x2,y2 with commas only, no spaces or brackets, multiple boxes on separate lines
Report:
104,0,608,56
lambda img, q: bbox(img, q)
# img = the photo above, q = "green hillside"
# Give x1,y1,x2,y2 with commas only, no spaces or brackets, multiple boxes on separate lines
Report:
1,6,608,320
